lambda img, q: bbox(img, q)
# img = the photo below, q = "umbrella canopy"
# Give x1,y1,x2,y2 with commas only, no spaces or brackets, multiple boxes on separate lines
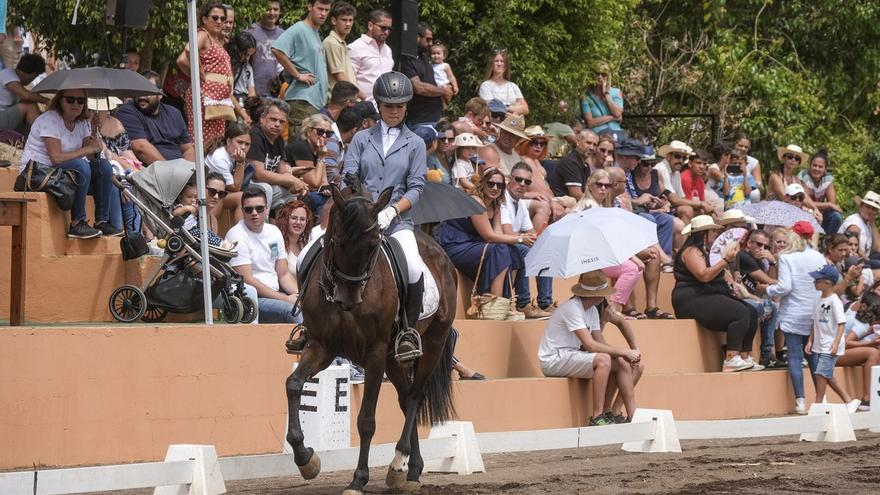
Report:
32,67,162,98
410,181,485,224
525,207,659,277
740,201,824,234
709,227,749,265
130,159,196,208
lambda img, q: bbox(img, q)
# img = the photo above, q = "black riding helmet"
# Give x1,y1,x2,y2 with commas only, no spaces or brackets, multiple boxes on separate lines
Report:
373,71,413,104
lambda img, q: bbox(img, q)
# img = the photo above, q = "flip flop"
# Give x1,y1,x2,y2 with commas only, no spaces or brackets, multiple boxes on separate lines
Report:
645,307,675,320
459,372,486,380
622,308,647,320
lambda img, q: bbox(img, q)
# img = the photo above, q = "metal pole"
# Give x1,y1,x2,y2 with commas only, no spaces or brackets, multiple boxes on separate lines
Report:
186,0,213,324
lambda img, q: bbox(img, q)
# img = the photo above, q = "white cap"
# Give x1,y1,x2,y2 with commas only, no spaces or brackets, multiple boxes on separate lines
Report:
785,183,805,197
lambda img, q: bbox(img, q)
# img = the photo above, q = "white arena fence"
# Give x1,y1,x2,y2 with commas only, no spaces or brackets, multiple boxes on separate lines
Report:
1,366,878,495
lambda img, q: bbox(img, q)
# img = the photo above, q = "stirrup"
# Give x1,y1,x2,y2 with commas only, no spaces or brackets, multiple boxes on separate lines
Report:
285,324,308,355
394,327,423,362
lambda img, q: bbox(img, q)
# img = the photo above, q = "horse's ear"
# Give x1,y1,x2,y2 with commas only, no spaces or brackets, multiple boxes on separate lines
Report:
330,183,346,208
375,187,394,211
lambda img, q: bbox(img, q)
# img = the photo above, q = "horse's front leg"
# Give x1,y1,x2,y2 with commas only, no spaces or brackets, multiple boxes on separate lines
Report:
343,346,386,495
286,340,332,479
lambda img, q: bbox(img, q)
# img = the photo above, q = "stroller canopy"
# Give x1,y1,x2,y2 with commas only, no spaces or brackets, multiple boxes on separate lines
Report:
130,159,197,208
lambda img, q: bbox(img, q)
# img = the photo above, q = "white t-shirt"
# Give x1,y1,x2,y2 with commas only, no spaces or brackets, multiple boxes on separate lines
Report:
233,62,255,97
451,158,474,186
500,190,533,233
538,297,600,362
0,68,20,107
20,111,91,171
844,308,879,343
812,294,847,355
205,146,236,186
478,80,524,106
225,221,286,291
654,159,684,197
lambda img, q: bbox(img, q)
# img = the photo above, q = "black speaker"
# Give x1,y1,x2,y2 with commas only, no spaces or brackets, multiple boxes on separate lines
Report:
106,0,151,28
389,0,419,67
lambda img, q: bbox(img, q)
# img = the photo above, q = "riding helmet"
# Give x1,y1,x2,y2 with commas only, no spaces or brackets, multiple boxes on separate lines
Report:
373,71,413,104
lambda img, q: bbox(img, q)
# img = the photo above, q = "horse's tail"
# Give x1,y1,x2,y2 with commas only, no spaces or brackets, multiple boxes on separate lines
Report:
417,327,457,426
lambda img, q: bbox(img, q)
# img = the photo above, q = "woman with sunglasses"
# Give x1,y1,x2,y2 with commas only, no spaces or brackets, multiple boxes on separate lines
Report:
19,89,122,239
438,168,526,318
172,172,228,246
768,144,823,223
798,150,843,235
512,126,565,229
205,121,251,220
478,49,529,116
284,113,333,216
177,2,235,143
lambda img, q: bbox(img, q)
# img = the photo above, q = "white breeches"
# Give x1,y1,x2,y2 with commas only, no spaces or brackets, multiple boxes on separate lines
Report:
390,229,428,284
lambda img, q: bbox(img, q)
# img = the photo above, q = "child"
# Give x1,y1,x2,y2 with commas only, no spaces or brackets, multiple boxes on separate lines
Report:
451,133,484,192
171,174,226,247
806,264,862,413
723,148,752,209
431,43,458,107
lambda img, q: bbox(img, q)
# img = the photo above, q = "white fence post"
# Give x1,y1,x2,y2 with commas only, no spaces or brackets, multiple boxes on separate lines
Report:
153,445,225,495
800,403,856,443
621,409,681,453
424,421,485,475
284,364,351,453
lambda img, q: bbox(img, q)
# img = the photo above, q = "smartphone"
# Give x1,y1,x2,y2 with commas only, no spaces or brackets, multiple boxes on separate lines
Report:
727,164,743,175
318,184,332,195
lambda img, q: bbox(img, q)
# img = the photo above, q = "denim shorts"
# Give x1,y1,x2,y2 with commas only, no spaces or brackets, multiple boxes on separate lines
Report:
813,352,838,379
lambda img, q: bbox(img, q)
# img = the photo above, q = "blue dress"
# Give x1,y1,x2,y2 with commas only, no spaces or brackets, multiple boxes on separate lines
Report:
437,217,523,294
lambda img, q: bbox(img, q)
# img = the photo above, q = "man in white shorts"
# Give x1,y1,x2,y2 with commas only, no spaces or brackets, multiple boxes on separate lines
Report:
538,270,641,426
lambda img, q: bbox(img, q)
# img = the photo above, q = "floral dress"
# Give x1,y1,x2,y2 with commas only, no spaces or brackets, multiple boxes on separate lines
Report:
184,29,233,143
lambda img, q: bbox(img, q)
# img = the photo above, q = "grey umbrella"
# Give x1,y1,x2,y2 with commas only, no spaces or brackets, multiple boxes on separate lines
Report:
740,200,825,233
410,181,486,224
32,67,161,98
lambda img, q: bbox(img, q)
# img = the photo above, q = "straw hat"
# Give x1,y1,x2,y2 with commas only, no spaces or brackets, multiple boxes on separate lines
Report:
717,209,755,226
657,140,694,158
681,215,723,236
862,190,880,210
776,144,808,164
494,113,528,139
87,97,123,112
524,125,546,139
452,133,484,148
571,270,615,298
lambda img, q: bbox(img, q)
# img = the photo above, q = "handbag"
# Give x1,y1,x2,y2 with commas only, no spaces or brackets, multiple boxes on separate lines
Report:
13,160,78,211
465,244,518,320
120,211,149,260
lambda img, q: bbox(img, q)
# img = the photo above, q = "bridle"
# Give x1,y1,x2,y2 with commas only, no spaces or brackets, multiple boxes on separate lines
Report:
320,197,384,303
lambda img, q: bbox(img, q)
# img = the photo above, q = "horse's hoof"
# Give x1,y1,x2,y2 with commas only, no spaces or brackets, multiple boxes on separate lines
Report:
401,480,423,493
386,465,408,489
341,490,363,495
297,452,321,480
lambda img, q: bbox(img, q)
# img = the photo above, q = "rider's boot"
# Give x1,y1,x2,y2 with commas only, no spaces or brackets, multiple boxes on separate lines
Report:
285,324,308,354
395,275,424,362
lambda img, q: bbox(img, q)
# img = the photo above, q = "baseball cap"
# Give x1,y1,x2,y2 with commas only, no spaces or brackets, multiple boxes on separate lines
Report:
809,264,841,283
616,138,645,157
487,99,507,114
353,101,379,121
785,183,806,197
412,125,439,147
792,220,815,238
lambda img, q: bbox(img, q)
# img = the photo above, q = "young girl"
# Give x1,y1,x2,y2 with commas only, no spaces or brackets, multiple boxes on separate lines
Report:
451,133,484,192
431,43,458,107
723,148,752,209
226,31,256,125
205,122,250,220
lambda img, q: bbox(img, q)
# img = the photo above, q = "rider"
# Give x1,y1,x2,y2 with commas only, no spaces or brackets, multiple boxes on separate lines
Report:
287,71,428,362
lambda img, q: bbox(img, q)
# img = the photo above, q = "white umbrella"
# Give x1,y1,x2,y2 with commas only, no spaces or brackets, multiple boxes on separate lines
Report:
525,208,659,277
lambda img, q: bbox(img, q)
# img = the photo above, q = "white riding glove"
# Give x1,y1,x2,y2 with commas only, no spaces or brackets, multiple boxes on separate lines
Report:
377,206,397,230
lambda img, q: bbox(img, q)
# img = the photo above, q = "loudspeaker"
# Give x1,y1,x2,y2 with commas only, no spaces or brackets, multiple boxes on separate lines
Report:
389,0,419,67
106,0,151,28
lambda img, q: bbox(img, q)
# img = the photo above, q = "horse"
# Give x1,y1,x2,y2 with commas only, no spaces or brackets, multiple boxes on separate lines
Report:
285,183,457,495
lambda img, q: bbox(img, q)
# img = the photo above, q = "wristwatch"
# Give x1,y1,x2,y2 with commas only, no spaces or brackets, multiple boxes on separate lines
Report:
517,236,523,244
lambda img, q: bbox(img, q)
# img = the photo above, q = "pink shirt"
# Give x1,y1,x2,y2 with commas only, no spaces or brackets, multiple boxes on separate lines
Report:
347,34,394,101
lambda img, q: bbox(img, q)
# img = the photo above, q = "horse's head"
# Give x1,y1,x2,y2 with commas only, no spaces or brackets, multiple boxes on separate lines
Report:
323,183,393,310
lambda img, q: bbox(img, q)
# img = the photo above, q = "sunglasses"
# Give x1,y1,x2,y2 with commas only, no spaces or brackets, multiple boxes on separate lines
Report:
783,153,802,163
752,240,770,249
529,140,547,148
788,193,805,201
243,205,266,214
209,14,227,22
376,24,392,32
206,186,228,199
440,137,455,143
486,181,505,190
63,96,86,105
845,231,859,238
512,176,532,186
670,153,687,160
594,182,613,189
313,128,334,138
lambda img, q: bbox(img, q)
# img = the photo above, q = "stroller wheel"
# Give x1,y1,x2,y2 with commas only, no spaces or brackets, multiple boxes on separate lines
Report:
240,297,258,324
142,306,168,323
222,295,244,324
109,285,147,323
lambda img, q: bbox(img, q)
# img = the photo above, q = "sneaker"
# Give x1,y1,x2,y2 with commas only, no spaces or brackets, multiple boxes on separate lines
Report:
505,308,525,321
67,220,101,239
795,398,807,415
349,364,365,385
847,399,862,414
722,355,754,372
602,411,629,424
858,400,871,412
94,221,123,236
588,415,613,426
518,303,552,320
539,301,558,313
743,356,765,371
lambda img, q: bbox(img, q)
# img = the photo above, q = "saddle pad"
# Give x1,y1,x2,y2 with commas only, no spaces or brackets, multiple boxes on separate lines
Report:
379,247,439,321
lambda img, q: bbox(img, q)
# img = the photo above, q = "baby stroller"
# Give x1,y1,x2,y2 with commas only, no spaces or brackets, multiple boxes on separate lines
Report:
108,159,257,324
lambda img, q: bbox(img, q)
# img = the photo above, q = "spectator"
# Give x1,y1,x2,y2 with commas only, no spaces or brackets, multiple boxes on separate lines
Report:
322,2,362,97
246,98,308,210
246,0,284,97
401,22,451,128
705,142,731,213
545,120,577,159
429,121,455,181
285,113,333,216
456,97,490,141
92,97,141,172
227,31,257,123
629,145,681,259
275,199,313,281
766,223,828,414
805,264,862,412
353,100,379,129
595,134,615,169
538,270,640,426
502,162,553,318
272,0,330,137
413,125,446,184
177,2,235,143
478,49,529,115
798,150,843,235
735,229,782,367
514,125,563,227
437,168,525,316
547,129,598,200
205,121,251,219
124,49,140,72
723,147,752,209
581,61,624,138
840,190,880,255
840,292,880,411
19,90,122,238
318,81,358,181
431,42,458,107
733,132,763,201
679,149,715,218
450,132,483,192
0,53,47,130
656,140,712,224
221,4,236,42
768,144,822,223
348,9,394,102
226,187,302,323
172,172,227,246
329,107,363,180
480,113,526,176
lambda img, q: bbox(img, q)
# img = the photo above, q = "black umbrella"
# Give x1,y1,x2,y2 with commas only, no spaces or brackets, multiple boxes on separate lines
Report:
410,181,485,224
32,67,162,98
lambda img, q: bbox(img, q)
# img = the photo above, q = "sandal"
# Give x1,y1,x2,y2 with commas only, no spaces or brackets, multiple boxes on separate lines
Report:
622,308,647,320
645,307,675,320
459,372,486,380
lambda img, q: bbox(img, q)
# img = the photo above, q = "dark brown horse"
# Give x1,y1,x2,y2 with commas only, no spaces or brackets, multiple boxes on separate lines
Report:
285,184,457,495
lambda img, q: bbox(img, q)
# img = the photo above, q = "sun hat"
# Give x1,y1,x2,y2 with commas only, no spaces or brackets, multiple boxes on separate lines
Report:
776,144,809,164
861,190,880,210
571,270,615,298
718,209,756,226
808,264,841,283
616,138,645,157
681,215,723,236
487,99,507,115
524,125,546,139
87,96,123,112
494,114,528,139
785,183,806,197
640,145,657,162
657,140,695,158
792,220,815,239
452,133,484,148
